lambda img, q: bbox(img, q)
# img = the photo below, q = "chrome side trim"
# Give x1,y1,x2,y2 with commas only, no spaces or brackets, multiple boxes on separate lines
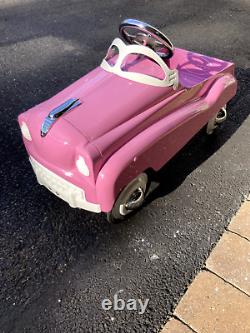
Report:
41,98,81,137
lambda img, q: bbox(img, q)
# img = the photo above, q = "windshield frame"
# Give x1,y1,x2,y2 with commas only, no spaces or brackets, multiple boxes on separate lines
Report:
100,38,178,89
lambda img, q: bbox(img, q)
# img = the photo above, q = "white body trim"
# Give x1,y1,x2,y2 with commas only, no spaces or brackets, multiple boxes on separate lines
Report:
29,156,101,213
101,38,178,89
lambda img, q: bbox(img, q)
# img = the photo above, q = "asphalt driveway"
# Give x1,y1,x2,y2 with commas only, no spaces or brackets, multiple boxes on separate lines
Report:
0,0,250,332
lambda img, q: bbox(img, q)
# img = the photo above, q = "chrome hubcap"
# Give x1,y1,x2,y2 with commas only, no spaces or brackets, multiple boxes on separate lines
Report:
125,187,144,210
215,106,227,124
206,105,227,135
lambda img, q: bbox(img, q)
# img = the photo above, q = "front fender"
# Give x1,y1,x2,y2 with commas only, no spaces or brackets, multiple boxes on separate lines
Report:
96,73,237,212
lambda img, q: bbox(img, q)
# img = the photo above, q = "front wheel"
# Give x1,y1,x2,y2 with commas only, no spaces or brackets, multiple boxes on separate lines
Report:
206,105,227,135
107,173,149,223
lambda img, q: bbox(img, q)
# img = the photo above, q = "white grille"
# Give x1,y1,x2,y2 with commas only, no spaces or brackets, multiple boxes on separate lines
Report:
29,156,101,213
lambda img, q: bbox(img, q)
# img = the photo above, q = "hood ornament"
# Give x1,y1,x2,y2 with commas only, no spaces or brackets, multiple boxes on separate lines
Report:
41,98,81,137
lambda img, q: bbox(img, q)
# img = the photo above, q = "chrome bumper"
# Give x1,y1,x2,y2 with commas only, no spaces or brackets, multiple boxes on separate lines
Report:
29,156,101,213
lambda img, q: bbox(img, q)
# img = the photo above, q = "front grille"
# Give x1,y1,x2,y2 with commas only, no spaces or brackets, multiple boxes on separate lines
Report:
29,156,101,212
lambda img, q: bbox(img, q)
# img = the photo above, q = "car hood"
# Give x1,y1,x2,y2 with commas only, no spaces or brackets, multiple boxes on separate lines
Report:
34,65,174,143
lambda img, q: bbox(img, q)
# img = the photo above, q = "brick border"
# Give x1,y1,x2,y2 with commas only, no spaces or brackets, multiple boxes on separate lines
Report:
161,194,250,333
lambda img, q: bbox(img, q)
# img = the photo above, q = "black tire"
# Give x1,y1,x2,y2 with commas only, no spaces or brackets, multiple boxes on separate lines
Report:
107,173,149,223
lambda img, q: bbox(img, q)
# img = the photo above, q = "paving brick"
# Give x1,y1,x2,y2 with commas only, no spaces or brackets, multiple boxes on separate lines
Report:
175,271,250,333
161,318,193,333
206,231,250,295
229,200,250,241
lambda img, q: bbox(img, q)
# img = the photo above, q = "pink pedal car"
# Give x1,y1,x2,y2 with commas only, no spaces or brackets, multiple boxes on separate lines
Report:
18,19,237,222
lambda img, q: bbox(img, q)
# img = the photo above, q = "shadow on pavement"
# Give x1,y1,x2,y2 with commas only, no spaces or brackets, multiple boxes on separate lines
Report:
146,67,250,203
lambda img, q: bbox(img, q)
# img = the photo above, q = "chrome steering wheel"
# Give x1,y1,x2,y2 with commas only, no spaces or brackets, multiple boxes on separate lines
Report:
119,19,174,59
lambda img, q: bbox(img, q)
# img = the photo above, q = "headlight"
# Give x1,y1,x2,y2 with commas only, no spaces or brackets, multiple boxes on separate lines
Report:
76,156,89,176
20,121,32,141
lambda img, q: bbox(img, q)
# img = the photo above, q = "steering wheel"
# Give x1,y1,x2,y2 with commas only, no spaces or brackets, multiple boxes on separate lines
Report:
119,19,174,59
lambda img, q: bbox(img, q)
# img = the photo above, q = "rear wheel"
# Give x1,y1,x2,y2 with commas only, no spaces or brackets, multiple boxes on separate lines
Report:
107,173,149,223
206,105,227,135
